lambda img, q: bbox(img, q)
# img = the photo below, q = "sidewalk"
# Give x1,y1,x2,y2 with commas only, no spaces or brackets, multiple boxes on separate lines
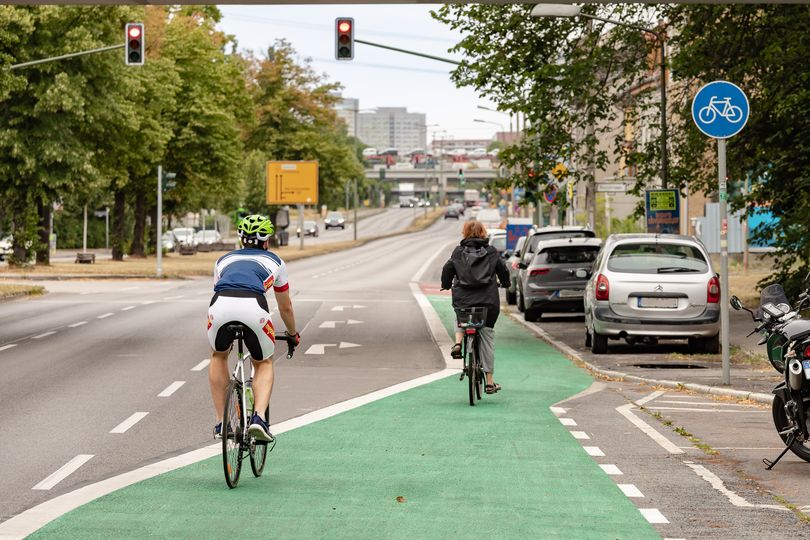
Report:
16,295,657,539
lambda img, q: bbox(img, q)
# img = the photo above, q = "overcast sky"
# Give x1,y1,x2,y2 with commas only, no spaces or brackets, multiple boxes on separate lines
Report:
216,4,508,142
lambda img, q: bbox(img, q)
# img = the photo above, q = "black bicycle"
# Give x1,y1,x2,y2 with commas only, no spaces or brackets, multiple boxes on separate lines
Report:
222,324,297,489
457,306,487,406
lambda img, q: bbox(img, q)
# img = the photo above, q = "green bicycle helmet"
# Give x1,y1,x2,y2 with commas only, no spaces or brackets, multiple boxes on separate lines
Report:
237,214,274,247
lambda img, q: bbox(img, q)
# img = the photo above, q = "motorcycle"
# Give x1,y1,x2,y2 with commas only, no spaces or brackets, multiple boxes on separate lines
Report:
731,282,810,469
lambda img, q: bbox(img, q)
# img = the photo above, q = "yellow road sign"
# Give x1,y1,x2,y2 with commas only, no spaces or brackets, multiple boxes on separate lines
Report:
266,161,319,205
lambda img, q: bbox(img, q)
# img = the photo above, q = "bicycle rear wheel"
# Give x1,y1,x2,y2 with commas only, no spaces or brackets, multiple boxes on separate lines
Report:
474,339,483,401
466,335,476,406
222,380,244,489
250,405,270,477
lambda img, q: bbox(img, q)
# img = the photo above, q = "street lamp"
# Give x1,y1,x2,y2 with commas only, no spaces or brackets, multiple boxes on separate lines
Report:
477,105,513,133
530,4,669,188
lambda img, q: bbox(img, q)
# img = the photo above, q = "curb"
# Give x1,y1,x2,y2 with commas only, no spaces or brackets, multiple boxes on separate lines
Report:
0,289,45,302
505,309,775,405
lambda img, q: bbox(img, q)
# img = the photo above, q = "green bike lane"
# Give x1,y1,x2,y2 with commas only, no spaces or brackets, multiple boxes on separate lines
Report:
26,296,658,539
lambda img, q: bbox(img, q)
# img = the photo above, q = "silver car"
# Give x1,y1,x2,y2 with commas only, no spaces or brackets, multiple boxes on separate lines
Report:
583,234,720,355
505,235,527,305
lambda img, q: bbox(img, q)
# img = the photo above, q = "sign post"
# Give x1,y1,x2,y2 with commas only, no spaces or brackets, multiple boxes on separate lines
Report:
692,81,750,385
266,161,319,251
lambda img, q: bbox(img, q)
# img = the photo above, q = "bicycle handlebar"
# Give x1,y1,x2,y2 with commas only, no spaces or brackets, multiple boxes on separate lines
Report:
275,334,298,359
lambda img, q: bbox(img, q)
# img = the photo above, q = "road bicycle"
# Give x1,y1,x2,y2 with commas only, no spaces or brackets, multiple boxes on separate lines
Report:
221,323,297,489
698,96,744,124
457,306,487,406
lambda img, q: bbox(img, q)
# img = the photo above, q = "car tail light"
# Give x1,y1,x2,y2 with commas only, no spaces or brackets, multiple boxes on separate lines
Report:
595,274,609,301
529,267,550,277
804,344,810,358
707,276,720,303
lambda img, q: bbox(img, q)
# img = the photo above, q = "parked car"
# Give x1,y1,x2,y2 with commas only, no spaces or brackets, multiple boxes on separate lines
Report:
194,230,222,245
477,208,503,230
325,212,346,230
516,237,602,321
583,234,720,355
296,220,319,237
444,206,461,220
505,235,528,304
161,231,179,252
172,227,197,246
487,229,507,257
0,235,11,261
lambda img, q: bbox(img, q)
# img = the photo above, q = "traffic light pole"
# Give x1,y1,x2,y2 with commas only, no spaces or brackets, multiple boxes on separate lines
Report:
157,166,163,278
8,44,124,70
354,39,460,66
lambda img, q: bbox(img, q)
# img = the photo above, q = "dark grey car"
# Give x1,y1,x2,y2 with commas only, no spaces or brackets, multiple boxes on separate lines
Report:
516,237,602,322
324,211,345,229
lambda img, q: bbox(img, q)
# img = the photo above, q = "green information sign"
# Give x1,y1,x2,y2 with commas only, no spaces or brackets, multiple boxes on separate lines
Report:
648,190,677,212
645,189,680,234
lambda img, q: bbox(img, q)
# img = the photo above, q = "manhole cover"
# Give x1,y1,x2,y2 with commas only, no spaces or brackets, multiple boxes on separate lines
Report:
632,362,707,369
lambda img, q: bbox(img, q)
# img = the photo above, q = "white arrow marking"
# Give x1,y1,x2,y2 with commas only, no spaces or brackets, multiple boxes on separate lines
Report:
319,321,345,329
305,344,336,355
330,306,345,312
346,319,364,325
339,342,361,349
352,305,367,309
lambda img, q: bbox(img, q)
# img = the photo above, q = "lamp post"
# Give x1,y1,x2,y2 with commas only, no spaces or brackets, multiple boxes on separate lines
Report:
530,4,669,189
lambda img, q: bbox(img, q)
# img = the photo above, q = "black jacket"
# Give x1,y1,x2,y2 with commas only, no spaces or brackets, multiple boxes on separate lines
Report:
441,238,510,326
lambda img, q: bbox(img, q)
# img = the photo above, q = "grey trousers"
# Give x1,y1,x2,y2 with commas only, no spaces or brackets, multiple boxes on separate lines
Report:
474,327,495,374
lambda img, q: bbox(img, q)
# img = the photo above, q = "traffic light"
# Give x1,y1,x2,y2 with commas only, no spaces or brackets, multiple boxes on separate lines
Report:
458,169,465,186
125,23,144,66
335,18,354,60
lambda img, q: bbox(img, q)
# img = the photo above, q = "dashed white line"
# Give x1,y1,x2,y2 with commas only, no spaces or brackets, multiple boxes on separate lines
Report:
164,295,183,300
0,344,17,352
32,331,56,339
570,431,590,440
549,406,567,415
600,464,623,475
120,306,136,311
559,418,577,426
141,300,157,305
110,412,149,434
583,446,605,457
158,381,185,397
120,286,139,291
191,359,210,371
640,508,669,524
618,484,645,498
68,321,87,328
97,313,113,319
33,455,94,491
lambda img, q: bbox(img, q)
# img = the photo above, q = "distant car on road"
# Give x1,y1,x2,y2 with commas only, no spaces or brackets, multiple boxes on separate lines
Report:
161,231,179,252
476,208,503,230
296,220,319,237
172,227,197,246
194,230,222,245
516,237,602,322
444,206,460,220
324,212,345,230
0,235,11,261
583,234,720,355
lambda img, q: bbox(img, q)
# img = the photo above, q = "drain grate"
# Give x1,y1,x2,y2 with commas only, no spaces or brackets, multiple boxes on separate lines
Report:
632,362,707,369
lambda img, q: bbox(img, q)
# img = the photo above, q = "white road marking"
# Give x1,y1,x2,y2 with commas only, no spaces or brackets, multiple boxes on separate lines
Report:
158,381,185,397
120,286,139,291
656,400,751,406
110,412,149,434
305,344,335,355
0,344,17,352
339,342,361,349
32,332,56,339
570,431,590,440
640,508,669,524
121,306,136,311
191,359,210,371
97,313,113,319
347,319,364,325
32,455,94,491
559,418,577,426
683,461,789,511
319,321,343,329
330,306,345,312
549,406,567,415
647,406,765,413
141,300,157,305
583,446,605,457
295,298,410,303
617,392,684,455
68,321,87,328
164,295,183,300
618,484,644,498
600,464,623,475
352,304,366,309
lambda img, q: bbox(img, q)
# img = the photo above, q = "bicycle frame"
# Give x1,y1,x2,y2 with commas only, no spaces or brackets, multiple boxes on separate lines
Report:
230,331,252,440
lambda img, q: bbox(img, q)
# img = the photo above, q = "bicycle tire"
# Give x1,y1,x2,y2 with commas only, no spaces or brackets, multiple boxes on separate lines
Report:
250,405,270,477
222,380,244,489
467,335,476,406
474,337,483,401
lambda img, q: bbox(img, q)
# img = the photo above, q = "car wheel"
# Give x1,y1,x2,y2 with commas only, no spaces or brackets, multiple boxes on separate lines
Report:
585,331,592,348
702,334,720,354
591,331,608,354
505,289,516,305
517,286,525,313
524,310,540,323
687,337,703,354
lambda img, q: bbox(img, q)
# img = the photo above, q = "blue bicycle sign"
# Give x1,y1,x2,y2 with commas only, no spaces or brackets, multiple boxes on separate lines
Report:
692,81,749,139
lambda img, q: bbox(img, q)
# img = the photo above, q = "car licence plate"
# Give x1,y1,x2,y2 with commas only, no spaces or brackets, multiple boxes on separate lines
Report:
558,289,584,298
803,360,810,380
637,297,677,308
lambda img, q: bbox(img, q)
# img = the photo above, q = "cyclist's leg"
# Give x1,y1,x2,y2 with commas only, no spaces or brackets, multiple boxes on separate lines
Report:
209,350,230,423
478,326,496,386
207,296,236,423
251,357,275,419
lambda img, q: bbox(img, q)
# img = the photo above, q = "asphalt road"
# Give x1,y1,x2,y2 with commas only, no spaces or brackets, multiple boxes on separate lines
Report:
290,207,425,246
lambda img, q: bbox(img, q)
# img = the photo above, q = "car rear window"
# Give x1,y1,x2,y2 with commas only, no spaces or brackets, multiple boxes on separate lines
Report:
535,246,599,264
607,243,709,274
490,235,506,252
527,232,593,252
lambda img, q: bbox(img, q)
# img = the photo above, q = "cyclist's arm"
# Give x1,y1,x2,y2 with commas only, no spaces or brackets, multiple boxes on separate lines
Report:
440,258,455,290
495,257,510,288
274,288,297,335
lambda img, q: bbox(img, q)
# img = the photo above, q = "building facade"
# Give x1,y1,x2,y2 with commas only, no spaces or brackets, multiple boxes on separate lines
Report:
334,96,359,137
357,107,426,154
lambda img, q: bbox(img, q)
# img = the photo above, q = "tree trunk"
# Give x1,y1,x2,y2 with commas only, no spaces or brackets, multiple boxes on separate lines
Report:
36,197,50,265
130,187,146,258
111,189,127,261
147,203,157,256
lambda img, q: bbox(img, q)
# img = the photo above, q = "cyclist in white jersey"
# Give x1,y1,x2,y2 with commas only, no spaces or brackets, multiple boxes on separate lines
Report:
207,215,299,442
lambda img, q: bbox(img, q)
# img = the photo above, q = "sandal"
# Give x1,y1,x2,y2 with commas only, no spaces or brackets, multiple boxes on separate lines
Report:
450,343,462,359
485,383,501,394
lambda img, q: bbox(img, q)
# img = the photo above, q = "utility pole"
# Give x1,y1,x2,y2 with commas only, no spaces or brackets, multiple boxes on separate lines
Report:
353,177,359,241
156,166,163,277
82,205,88,253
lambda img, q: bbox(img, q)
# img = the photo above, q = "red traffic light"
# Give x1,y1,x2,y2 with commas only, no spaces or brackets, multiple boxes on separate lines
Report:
128,26,141,39
335,17,354,61
338,21,351,33
125,23,144,66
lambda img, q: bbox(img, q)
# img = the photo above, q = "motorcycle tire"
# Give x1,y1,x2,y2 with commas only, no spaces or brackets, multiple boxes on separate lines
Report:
772,395,810,463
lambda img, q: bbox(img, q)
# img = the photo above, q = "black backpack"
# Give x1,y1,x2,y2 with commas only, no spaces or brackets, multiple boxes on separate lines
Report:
454,245,495,288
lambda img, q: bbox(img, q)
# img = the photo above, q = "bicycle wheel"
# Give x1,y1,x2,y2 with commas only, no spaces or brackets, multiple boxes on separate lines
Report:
222,380,244,489
466,335,476,406
474,338,483,401
250,405,270,477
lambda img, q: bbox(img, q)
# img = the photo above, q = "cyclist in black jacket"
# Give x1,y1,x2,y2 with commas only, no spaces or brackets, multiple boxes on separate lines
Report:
441,220,510,394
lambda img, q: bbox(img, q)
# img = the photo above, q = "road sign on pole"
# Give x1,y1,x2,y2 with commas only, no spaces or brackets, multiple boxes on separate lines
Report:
692,80,750,386
596,183,626,193
266,161,319,205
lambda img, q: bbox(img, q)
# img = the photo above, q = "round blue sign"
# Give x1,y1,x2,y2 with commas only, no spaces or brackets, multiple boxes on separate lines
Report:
691,81,749,139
